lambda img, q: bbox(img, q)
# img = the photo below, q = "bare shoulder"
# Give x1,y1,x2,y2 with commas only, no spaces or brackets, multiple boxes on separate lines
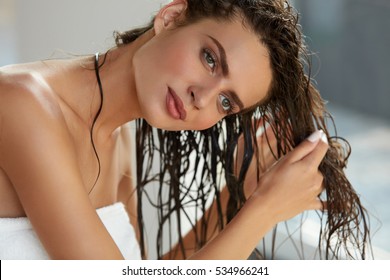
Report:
0,63,68,163
0,64,123,258
0,63,69,167
0,63,75,213
0,63,61,118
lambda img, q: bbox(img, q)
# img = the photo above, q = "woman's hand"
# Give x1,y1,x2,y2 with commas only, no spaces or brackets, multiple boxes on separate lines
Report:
190,129,328,260
248,129,328,224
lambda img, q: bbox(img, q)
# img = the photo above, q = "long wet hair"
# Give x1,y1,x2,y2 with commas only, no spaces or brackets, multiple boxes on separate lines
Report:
113,0,371,259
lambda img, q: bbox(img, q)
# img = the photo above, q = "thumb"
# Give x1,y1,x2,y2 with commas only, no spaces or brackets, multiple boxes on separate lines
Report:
287,130,328,163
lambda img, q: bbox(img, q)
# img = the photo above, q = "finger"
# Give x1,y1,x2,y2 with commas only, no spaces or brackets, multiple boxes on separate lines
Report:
321,201,328,211
287,130,327,163
313,170,325,193
301,133,329,167
311,198,327,211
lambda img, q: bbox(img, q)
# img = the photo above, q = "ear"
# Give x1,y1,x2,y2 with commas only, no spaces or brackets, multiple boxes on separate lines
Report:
154,0,187,34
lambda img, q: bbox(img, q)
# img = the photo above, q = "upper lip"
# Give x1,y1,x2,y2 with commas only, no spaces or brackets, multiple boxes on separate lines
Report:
168,87,187,120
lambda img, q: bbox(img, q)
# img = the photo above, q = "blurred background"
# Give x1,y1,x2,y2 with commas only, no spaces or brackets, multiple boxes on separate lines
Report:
291,0,390,259
1,0,389,259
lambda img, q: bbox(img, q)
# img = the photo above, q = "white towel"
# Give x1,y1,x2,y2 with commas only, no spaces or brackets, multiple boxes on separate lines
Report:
0,202,141,260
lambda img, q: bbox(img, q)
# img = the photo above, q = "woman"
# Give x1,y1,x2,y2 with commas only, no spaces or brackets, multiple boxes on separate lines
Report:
0,0,369,259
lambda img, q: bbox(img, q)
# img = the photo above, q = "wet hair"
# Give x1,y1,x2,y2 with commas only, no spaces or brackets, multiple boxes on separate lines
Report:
113,0,371,259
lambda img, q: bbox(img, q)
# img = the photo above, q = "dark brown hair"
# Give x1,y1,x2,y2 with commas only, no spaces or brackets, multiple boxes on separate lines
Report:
114,0,371,259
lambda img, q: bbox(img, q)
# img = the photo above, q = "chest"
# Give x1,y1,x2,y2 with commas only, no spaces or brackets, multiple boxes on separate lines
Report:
71,129,124,208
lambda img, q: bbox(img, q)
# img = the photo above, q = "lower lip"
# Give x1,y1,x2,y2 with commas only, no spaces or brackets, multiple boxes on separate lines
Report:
166,90,181,120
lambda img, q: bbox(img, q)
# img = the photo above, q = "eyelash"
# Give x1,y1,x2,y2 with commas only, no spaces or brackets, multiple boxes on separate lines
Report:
202,48,235,115
202,48,218,72
219,94,236,115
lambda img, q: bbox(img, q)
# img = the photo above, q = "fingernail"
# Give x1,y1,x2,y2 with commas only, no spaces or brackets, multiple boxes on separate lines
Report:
307,130,323,143
321,131,328,144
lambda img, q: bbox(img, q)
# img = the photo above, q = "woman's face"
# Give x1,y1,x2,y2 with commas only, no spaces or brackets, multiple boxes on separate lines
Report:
133,17,272,131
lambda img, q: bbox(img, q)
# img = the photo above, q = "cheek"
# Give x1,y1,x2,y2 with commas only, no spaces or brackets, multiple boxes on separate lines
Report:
157,35,199,76
161,49,195,77
134,37,193,79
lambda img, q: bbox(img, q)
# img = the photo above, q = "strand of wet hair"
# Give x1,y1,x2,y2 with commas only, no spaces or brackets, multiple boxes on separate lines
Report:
89,51,108,195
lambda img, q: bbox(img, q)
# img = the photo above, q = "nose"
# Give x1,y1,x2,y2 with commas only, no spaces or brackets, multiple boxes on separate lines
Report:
189,81,221,110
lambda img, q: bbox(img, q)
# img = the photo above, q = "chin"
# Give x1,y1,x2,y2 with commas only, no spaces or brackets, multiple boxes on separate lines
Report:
141,114,171,130
142,118,185,131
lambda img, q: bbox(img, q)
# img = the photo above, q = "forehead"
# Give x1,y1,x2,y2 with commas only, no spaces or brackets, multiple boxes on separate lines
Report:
192,18,272,109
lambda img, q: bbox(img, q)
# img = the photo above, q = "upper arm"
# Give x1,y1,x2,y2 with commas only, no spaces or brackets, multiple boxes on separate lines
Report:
0,87,123,259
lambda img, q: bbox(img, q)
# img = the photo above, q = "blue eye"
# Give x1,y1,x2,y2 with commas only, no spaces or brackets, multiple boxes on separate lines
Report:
203,49,217,71
219,95,232,113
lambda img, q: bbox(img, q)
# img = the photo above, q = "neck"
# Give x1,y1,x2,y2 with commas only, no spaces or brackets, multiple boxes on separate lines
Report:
90,29,155,137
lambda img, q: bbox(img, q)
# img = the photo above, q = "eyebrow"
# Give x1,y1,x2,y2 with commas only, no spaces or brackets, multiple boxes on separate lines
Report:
207,35,229,77
207,35,245,111
227,90,244,111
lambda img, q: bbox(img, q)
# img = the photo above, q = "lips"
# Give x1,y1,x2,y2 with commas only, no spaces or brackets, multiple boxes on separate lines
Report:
166,87,187,121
